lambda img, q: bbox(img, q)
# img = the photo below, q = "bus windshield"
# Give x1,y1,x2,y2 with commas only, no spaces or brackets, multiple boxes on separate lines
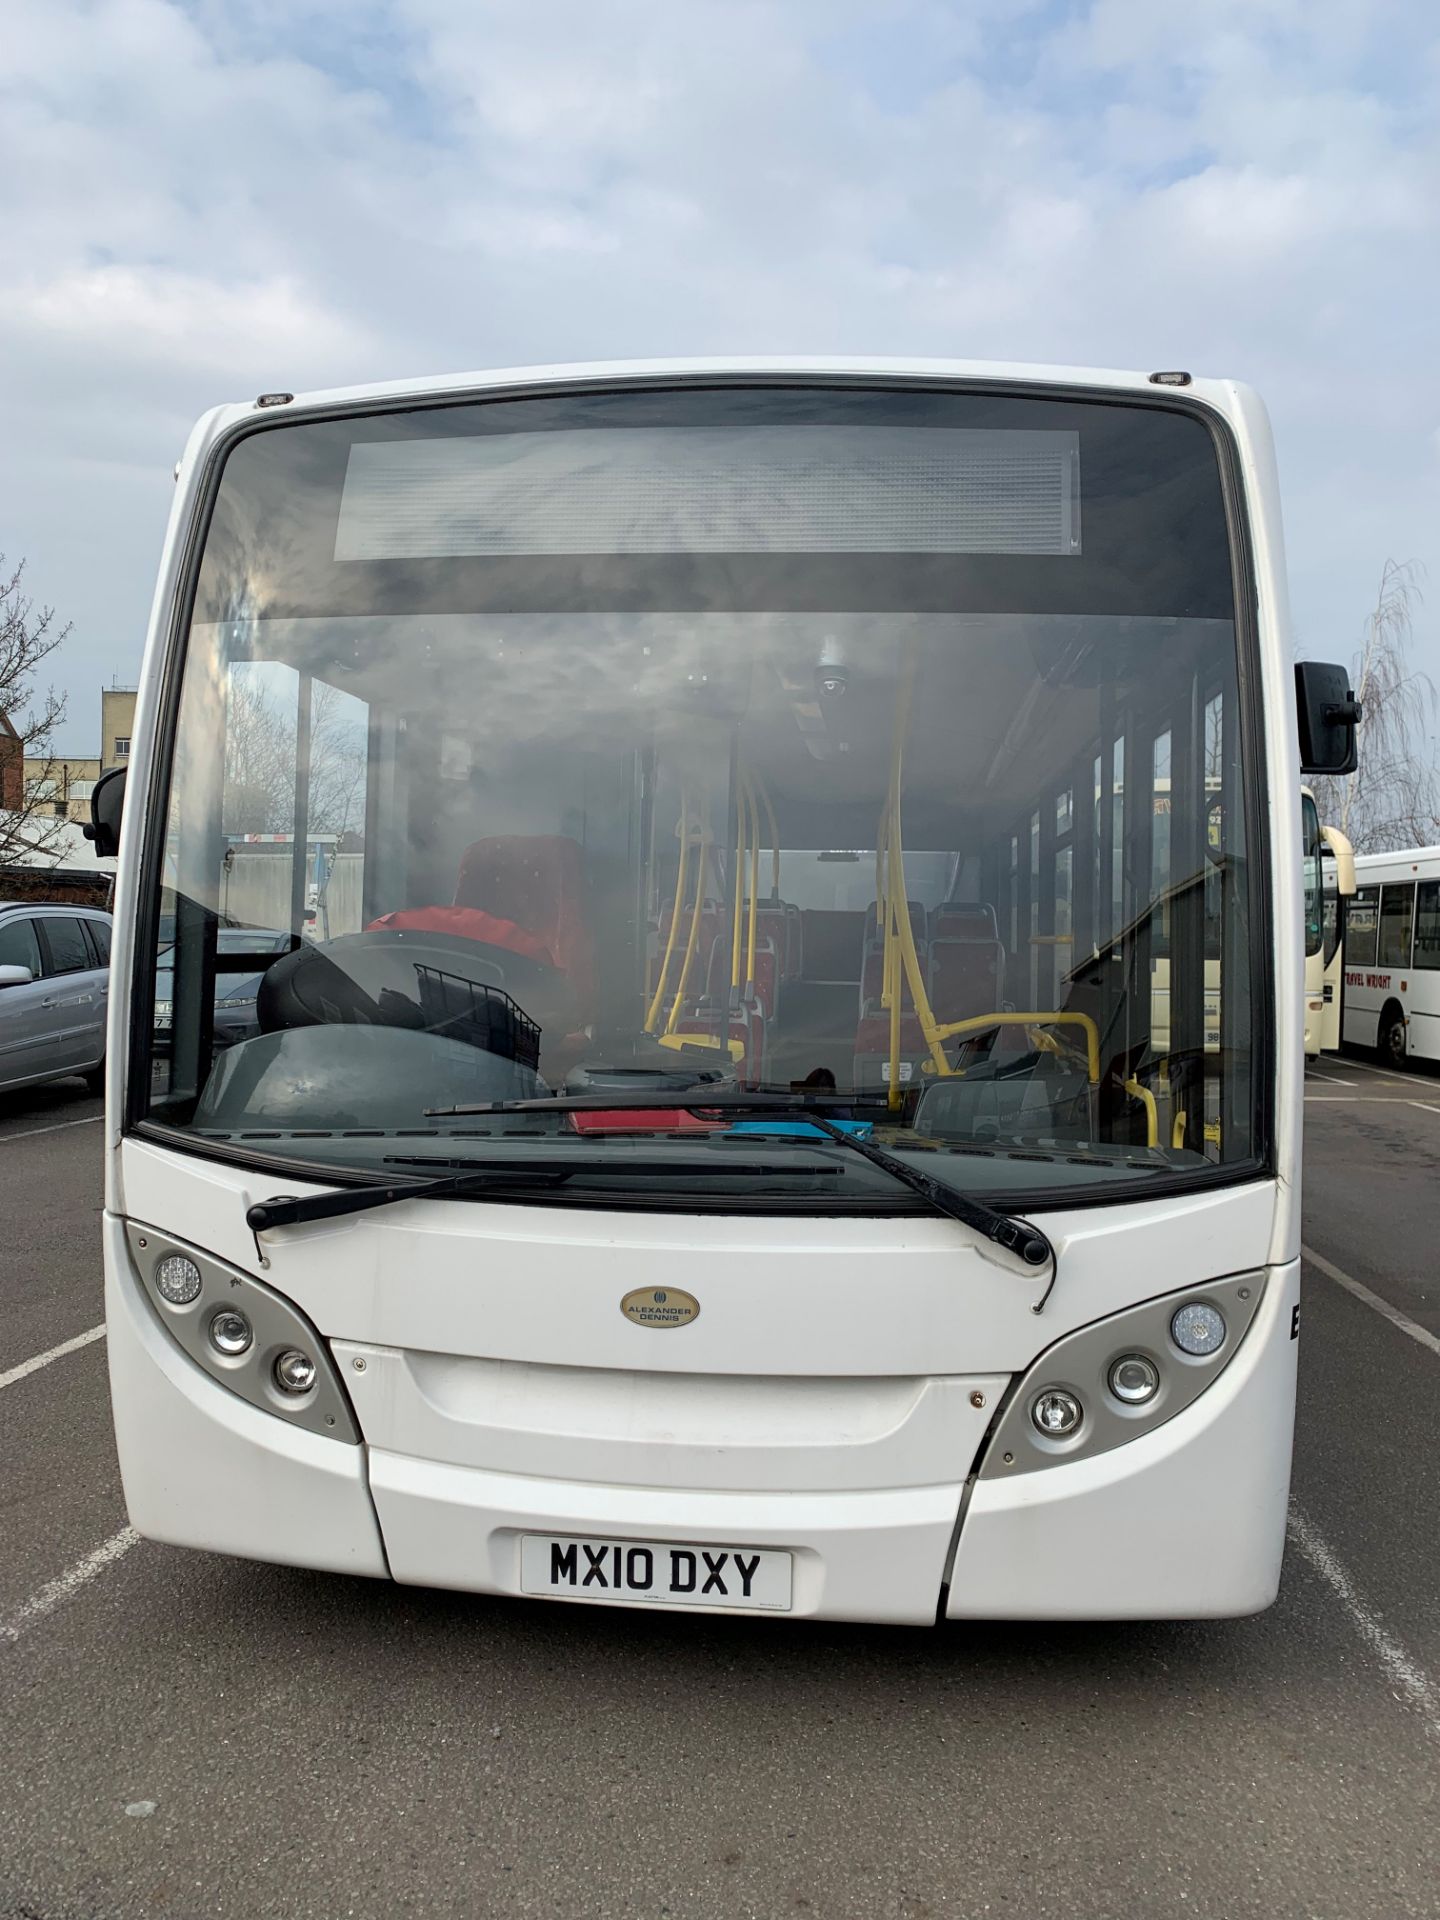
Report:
140,383,1260,1204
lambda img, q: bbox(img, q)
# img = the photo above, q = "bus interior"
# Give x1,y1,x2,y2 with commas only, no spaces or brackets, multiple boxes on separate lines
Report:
147,604,1252,1186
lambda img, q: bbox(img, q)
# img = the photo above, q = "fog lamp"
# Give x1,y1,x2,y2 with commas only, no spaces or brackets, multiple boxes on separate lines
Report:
1170,1301,1226,1357
274,1349,317,1395
1108,1353,1160,1404
209,1309,252,1356
1030,1388,1082,1437
155,1255,202,1305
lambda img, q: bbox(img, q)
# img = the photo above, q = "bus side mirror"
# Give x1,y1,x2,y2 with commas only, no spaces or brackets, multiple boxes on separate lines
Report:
1295,662,1361,776
84,764,128,859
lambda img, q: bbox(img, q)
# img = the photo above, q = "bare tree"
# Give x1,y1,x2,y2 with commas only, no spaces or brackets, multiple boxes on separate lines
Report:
0,557,71,866
221,670,367,840
222,671,296,837
1308,560,1440,853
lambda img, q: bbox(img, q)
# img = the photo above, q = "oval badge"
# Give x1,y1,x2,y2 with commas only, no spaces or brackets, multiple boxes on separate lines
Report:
620,1286,700,1330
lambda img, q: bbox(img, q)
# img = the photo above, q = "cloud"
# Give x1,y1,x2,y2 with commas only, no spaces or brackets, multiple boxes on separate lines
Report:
1,0,1438,743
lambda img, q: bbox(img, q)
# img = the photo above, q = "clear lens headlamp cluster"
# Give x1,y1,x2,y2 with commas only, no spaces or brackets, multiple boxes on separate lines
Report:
125,1223,358,1443
984,1274,1263,1478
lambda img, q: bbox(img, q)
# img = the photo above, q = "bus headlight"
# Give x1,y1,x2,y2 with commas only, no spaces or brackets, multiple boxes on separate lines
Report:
1031,1389,1082,1436
209,1309,252,1356
1170,1301,1227,1356
980,1272,1265,1480
125,1223,359,1444
1108,1354,1160,1404
274,1349,317,1395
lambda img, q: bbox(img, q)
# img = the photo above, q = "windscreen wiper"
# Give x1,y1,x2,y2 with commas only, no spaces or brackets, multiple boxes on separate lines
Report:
245,1156,841,1234
422,1090,1058,1298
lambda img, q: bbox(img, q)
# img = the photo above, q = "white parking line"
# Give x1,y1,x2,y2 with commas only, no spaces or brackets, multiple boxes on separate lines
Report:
0,1528,139,1646
1302,1244,1440,1358
1288,1508,1440,1743
0,1114,104,1144
0,1324,106,1394
1306,1070,1356,1086
1409,1100,1440,1117
1342,1057,1430,1090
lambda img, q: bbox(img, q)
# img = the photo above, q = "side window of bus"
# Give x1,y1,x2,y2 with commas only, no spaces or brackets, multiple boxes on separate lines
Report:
1377,884,1414,968
1346,889,1379,966
1413,882,1440,971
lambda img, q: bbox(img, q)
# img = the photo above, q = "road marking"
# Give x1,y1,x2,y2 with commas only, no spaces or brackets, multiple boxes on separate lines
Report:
1306,1070,1356,1086
1341,1057,1432,1090
1302,1244,1440,1358
0,1114,104,1143
0,1528,140,1646
1408,1100,1440,1116
0,1324,106,1394
1288,1508,1440,1743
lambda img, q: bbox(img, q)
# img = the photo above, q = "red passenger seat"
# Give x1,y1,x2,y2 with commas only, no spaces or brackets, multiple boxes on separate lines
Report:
929,909,1001,1048
455,836,595,1016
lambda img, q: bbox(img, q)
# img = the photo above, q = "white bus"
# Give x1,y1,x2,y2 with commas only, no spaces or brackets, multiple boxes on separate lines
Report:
1340,846,1440,1066
1301,788,1355,1058
90,359,1359,1624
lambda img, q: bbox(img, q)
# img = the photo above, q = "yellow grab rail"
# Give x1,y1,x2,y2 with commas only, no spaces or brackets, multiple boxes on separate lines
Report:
664,791,710,1036
1124,1077,1159,1149
745,775,760,989
925,1011,1102,1087
644,789,690,1034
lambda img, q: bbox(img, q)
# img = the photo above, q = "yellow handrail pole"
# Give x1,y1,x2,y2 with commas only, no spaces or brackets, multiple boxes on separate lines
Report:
644,790,690,1033
745,778,760,990
890,799,951,1081
887,893,903,1103
874,804,888,933
1125,1077,1159,1149
729,775,745,994
666,796,709,1035
1172,1110,1187,1150
753,771,781,899
882,653,950,1100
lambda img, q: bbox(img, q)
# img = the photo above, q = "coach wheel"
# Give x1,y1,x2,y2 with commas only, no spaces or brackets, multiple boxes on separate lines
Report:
1377,1005,1407,1069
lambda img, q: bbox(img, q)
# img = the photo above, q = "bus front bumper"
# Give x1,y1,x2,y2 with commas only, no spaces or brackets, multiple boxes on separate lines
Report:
106,1209,1299,1624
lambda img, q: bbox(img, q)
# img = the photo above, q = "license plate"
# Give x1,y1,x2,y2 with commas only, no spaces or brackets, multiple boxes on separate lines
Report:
520,1533,793,1610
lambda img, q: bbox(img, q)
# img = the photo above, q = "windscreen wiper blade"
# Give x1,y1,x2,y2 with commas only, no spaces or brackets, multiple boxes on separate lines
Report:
246,1156,840,1233
783,1111,1057,1301
423,1089,1058,1299
423,1090,855,1118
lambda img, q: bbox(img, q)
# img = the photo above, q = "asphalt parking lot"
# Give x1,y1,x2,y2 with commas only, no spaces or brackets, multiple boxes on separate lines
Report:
1,1061,1436,1920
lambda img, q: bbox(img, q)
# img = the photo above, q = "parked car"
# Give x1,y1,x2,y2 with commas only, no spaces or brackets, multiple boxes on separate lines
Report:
0,901,112,1096
153,928,300,1055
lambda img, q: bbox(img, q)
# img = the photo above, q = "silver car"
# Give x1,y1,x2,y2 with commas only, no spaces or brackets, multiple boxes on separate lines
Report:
0,902,112,1096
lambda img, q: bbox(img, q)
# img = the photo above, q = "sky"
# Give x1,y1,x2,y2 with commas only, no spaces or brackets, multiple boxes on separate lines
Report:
3,0,1438,754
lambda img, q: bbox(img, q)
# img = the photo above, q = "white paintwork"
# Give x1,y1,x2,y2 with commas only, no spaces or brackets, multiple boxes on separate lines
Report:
332,1337,1007,1491
120,1139,1278,1373
1341,845,1440,1062
948,1260,1300,1619
103,358,1308,1621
